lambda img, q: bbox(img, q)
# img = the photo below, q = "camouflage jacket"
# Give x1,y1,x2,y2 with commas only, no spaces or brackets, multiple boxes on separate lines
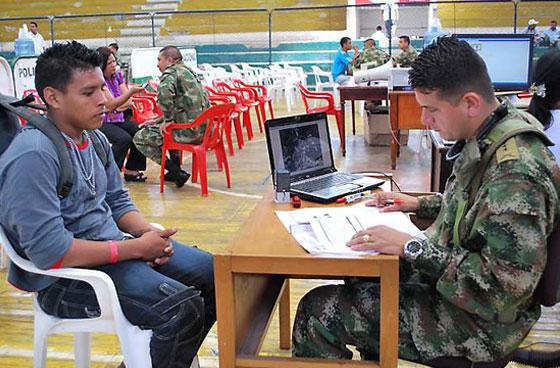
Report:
393,45,418,67
409,106,560,361
157,61,210,128
354,47,391,70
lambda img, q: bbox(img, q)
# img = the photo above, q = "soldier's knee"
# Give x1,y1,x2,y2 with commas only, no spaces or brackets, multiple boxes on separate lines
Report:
297,285,339,318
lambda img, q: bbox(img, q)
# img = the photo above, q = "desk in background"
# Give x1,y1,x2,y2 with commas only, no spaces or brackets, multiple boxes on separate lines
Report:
429,130,454,193
339,86,388,156
388,91,424,169
214,190,400,368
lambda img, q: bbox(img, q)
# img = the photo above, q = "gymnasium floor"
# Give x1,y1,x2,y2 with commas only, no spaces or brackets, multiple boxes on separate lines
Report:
0,100,556,367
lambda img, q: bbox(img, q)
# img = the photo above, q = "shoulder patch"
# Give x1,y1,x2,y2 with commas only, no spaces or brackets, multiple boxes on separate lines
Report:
496,138,520,163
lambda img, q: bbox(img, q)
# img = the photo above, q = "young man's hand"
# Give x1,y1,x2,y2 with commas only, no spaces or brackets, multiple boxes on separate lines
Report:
134,230,174,263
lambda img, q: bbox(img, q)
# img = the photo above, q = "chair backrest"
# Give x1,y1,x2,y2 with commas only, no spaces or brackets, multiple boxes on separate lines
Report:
192,103,235,149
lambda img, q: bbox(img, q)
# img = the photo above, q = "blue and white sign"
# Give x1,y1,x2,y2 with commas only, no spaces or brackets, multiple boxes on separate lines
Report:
13,56,38,98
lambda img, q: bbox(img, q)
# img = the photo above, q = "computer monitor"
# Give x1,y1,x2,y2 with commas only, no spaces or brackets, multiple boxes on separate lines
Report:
455,34,534,91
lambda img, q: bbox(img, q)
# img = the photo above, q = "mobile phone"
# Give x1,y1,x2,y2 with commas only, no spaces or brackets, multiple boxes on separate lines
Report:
141,82,149,89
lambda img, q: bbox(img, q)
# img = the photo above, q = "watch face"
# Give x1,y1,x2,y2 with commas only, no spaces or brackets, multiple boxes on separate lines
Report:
405,239,423,258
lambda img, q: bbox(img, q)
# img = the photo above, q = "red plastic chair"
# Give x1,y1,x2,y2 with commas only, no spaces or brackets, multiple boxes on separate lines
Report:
205,85,247,148
131,96,161,124
160,103,236,196
20,89,46,125
296,82,343,145
213,80,261,136
209,95,238,156
231,78,274,124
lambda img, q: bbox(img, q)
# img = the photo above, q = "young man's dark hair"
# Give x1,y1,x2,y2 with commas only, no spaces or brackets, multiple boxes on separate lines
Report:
399,35,410,45
35,41,101,104
409,36,495,104
340,37,351,48
29,21,38,27
159,45,182,62
376,25,383,31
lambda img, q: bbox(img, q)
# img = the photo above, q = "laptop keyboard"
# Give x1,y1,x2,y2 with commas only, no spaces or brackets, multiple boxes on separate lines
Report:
292,173,362,193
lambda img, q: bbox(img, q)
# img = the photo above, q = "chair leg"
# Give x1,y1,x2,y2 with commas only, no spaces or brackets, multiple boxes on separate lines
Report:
220,146,231,188
160,146,167,194
224,118,235,156
334,111,344,143
192,154,199,184
33,324,49,368
215,150,223,171
255,105,263,133
234,116,244,149
243,111,254,140
268,100,275,119
259,102,267,124
197,154,208,197
74,332,91,368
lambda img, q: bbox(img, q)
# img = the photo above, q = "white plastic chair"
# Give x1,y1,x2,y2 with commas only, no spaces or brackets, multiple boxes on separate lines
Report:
0,226,200,368
311,65,335,93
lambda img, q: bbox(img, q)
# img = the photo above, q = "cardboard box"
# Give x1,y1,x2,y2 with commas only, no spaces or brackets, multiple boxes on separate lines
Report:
363,106,408,146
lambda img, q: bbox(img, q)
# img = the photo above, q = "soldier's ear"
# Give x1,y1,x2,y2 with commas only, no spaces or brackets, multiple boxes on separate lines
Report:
462,92,483,118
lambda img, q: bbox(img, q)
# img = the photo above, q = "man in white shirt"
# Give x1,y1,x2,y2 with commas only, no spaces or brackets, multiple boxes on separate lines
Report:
371,25,388,46
28,21,47,55
382,0,399,38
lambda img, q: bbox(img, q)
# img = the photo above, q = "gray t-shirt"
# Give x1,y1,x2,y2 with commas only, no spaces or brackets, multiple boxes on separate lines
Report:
0,127,136,291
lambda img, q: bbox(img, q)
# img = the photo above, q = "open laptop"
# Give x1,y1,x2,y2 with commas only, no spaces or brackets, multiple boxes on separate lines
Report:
265,112,384,203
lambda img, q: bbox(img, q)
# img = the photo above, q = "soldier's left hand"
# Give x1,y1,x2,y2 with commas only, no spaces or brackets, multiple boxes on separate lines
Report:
346,225,411,256
160,121,173,136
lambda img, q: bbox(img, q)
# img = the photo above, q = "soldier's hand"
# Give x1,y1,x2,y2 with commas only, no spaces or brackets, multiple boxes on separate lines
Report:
353,45,359,53
130,85,144,94
159,121,174,136
346,225,411,256
365,192,419,212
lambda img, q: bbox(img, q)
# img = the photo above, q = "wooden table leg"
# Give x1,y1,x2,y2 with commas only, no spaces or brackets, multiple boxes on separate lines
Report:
380,260,399,368
214,255,237,368
389,93,397,169
341,99,346,156
351,100,356,135
279,280,291,350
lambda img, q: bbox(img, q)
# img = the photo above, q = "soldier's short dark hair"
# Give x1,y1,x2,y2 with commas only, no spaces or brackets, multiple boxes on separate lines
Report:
29,21,38,27
35,41,101,104
340,37,351,48
159,46,183,62
409,36,495,104
399,35,410,45
364,38,374,45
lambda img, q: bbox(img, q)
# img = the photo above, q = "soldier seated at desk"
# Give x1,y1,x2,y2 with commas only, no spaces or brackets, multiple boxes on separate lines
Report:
292,36,560,365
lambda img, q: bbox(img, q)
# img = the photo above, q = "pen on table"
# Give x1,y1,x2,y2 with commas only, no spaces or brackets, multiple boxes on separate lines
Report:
384,198,404,206
336,190,374,204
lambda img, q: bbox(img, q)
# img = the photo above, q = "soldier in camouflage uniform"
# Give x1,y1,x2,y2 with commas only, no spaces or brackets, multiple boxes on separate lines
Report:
133,45,210,187
393,35,418,67
354,38,391,70
293,37,560,364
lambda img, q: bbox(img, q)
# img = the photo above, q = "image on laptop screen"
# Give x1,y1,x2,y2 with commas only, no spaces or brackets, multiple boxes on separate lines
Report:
267,115,333,178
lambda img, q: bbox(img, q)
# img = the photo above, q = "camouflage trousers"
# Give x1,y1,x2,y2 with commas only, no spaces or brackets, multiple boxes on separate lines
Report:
133,124,203,165
292,277,518,363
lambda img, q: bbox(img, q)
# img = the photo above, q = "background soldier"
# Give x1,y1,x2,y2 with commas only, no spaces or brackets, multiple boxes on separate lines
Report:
133,45,210,187
354,38,390,70
393,35,418,67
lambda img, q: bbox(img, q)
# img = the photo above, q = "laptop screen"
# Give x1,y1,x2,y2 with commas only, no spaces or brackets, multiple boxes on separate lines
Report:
266,113,334,180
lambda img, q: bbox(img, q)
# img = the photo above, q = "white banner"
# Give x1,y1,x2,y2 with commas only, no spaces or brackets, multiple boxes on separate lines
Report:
130,47,197,81
13,56,38,98
0,57,15,96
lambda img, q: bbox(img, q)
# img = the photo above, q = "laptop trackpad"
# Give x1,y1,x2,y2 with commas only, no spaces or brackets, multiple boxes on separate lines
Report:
314,183,361,197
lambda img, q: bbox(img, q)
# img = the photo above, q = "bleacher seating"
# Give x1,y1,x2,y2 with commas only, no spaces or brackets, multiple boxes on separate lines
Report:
161,0,347,36
438,1,560,29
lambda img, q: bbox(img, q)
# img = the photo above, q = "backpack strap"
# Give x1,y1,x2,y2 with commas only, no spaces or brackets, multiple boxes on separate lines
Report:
88,130,109,168
0,94,74,198
452,116,553,247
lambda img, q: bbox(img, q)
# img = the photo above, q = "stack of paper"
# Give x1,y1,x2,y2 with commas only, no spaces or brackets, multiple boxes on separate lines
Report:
276,203,422,255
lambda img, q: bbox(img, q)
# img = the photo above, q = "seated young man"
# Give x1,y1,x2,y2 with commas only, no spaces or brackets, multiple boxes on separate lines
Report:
0,41,215,368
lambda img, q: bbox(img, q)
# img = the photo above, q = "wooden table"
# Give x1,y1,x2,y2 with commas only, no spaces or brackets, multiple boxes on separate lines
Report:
339,86,388,156
388,91,424,169
214,191,400,368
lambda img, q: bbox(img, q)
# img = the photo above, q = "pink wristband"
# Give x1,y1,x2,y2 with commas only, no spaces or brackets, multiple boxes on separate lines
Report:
109,240,119,264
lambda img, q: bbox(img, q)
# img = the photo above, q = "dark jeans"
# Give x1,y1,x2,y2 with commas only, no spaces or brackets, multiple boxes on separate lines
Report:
37,241,216,368
100,120,147,172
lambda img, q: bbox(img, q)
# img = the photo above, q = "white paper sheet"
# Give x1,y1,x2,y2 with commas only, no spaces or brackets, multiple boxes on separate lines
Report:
276,204,422,255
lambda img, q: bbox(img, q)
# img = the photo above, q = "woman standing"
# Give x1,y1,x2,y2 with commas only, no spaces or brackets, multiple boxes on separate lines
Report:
529,49,560,161
97,46,147,182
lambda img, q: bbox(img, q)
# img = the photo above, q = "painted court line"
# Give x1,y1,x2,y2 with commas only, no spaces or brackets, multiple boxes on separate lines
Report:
185,183,263,199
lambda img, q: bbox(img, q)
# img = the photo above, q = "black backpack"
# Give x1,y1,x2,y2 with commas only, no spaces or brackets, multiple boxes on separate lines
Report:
0,93,108,198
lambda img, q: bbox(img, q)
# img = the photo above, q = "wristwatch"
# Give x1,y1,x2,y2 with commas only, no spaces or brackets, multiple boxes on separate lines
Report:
403,238,424,260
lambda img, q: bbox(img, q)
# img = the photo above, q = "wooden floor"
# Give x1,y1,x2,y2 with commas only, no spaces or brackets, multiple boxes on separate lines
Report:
0,99,555,367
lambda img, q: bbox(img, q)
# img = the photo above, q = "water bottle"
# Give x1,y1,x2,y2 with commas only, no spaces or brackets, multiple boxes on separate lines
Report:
15,24,36,57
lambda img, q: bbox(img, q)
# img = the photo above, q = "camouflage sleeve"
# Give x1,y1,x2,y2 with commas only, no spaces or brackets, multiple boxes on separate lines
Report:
411,172,553,323
157,72,176,122
416,194,442,218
